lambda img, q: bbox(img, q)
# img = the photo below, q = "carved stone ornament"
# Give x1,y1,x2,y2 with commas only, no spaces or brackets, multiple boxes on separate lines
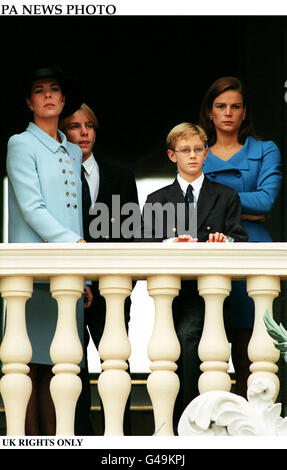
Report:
178,379,287,436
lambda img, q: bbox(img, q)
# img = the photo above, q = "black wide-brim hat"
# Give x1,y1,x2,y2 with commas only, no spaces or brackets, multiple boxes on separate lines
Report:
23,63,88,118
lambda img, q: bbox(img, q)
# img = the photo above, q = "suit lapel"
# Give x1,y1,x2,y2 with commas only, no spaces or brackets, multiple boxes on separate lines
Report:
166,179,185,204
165,179,189,237
97,161,115,203
165,178,219,234
196,177,218,231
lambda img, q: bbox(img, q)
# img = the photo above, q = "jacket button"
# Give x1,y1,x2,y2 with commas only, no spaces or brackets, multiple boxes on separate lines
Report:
172,227,177,233
207,226,211,230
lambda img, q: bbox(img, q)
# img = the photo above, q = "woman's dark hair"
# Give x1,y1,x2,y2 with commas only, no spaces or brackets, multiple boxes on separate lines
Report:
199,76,258,146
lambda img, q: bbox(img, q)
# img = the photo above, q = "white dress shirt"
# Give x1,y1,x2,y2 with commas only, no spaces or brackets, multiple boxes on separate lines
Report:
174,172,233,242
82,153,100,208
177,173,205,202
163,173,204,243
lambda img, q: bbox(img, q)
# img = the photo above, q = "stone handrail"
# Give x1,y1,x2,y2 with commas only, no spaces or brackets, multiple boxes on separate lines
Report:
0,242,284,436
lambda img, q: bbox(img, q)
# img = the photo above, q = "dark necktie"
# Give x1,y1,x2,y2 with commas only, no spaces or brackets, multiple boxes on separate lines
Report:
81,165,92,237
184,184,195,235
185,184,194,204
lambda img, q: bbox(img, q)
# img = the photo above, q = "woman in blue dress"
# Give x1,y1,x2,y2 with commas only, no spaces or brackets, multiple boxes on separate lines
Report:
199,76,282,397
6,64,90,434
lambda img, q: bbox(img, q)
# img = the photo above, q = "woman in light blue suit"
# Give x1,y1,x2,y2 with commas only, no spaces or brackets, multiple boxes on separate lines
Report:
6,64,88,435
200,76,282,397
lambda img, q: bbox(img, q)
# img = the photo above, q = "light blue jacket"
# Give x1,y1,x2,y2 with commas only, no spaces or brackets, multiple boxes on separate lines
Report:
7,122,83,243
203,136,282,242
6,123,85,365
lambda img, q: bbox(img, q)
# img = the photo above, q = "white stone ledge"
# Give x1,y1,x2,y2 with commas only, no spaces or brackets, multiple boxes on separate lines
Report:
0,242,287,279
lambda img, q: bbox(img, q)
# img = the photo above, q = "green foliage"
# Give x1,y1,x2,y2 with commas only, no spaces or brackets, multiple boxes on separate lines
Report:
264,310,287,353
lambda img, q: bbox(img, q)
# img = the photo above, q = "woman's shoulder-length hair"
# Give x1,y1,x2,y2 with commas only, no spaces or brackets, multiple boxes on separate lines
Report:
199,76,259,146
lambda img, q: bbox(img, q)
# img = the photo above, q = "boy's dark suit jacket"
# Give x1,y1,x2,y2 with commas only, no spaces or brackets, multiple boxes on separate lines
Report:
76,160,139,436
83,160,139,243
142,176,248,242
141,176,248,432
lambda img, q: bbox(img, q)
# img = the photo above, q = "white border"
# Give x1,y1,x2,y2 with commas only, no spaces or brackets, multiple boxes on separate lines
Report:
1,0,287,16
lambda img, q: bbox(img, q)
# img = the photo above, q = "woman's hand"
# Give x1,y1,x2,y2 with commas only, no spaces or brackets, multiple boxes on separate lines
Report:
84,286,93,308
241,214,269,222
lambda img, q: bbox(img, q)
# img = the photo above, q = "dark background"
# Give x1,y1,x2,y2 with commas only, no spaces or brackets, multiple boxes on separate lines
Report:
1,15,287,409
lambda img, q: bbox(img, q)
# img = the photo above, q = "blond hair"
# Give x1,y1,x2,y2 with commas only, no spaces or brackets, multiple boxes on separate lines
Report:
59,103,99,132
166,122,207,150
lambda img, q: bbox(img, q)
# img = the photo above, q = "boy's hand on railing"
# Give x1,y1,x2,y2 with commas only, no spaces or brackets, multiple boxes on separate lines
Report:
206,232,227,243
173,234,198,243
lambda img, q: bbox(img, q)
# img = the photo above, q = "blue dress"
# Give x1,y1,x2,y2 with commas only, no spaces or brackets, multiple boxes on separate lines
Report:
7,122,85,365
203,136,282,328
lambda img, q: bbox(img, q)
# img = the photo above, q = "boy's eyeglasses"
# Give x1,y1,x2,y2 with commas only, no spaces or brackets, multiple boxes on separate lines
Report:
174,147,206,157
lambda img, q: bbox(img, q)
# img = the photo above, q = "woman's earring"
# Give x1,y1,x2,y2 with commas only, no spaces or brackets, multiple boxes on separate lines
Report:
209,115,213,120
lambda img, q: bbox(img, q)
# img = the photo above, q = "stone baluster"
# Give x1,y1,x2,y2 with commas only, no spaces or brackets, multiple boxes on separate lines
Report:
146,275,181,436
197,275,232,394
97,275,132,436
247,275,281,400
49,275,84,436
0,276,33,436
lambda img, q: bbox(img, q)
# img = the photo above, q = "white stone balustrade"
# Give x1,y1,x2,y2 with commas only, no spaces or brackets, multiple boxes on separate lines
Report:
0,242,285,436
146,275,181,436
247,275,281,399
49,275,84,436
0,276,33,436
98,275,132,436
197,275,232,394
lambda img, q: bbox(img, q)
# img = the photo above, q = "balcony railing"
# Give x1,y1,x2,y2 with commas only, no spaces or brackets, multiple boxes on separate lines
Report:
0,242,284,436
